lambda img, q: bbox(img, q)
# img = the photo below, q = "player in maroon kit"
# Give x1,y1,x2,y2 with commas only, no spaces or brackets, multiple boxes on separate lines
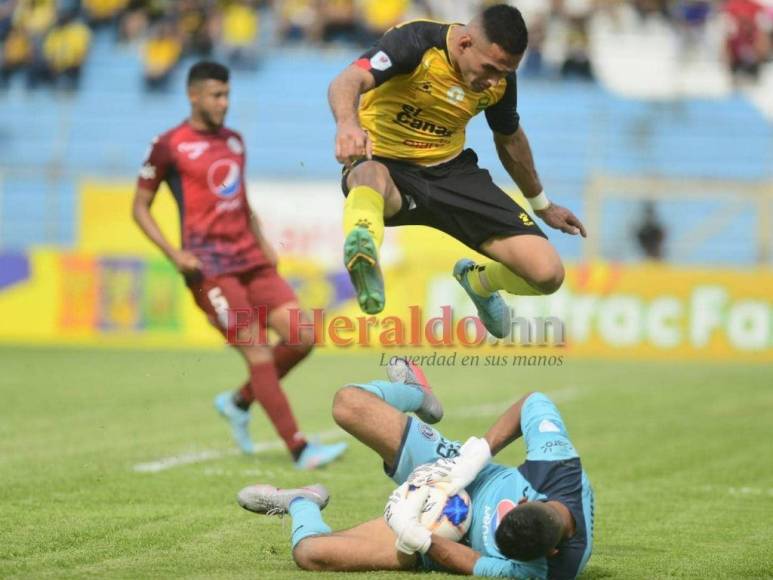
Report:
132,61,347,469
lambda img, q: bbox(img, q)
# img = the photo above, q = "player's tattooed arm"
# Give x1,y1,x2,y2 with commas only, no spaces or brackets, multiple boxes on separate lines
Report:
426,535,480,575
328,64,376,165
132,187,202,275
484,392,534,456
493,126,542,198
494,127,587,238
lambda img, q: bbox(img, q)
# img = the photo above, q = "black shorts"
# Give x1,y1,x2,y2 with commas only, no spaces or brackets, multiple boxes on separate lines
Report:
341,149,546,251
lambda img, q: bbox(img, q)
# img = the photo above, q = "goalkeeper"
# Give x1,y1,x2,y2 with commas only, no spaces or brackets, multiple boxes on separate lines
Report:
237,359,594,579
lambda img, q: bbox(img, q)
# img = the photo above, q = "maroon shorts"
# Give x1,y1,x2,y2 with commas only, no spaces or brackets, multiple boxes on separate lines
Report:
188,266,297,344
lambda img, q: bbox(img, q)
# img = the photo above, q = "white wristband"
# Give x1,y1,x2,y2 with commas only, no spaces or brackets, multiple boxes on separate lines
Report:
527,191,550,211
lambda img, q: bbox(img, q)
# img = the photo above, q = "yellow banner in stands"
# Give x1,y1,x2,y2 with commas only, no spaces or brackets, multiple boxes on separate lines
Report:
0,180,769,362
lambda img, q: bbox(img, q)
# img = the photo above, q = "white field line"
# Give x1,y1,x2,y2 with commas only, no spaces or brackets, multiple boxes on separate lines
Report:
132,386,582,474
133,428,344,473
698,485,773,497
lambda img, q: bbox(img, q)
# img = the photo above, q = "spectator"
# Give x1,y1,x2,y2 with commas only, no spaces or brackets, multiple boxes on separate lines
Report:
315,0,359,45
14,0,56,38
81,0,130,28
635,201,666,260
561,14,594,80
0,0,18,42
42,10,91,89
14,0,57,88
219,0,259,67
276,0,316,44
178,0,215,56
1,24,32,87
358,0,410,43
142,19,181,90
723,0,772,80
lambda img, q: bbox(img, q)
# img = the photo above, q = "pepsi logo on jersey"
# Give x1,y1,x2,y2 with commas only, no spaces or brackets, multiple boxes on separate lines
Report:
207,159,242,198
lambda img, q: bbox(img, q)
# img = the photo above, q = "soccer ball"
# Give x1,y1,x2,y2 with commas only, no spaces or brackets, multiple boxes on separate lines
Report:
417,483,472,541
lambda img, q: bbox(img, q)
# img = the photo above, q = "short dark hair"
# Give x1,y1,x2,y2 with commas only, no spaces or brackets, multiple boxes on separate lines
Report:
495,502,563,561
480,4,528,56
187,61,229,86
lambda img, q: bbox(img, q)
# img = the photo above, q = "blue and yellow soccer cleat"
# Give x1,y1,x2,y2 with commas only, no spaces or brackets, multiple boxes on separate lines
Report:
214,391,254,455
295,440,348,470
343,226,385,314
237,483,330,515
453,258,510,339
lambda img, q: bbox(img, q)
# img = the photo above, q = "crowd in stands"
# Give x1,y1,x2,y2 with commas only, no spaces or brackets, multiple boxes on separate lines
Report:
1,0,772,91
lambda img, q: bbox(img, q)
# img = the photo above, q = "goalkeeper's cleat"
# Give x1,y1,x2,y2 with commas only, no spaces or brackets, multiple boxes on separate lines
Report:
344,226,385,315
294,440,348,471
386,357,443,425
453,259,510,339
214,391,254,455
237,483,330,515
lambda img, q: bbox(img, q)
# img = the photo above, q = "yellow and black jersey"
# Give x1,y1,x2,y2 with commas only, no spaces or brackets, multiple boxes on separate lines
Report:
354,20,519,166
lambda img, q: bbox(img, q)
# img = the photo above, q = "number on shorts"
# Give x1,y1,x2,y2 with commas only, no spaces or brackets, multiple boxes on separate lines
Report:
207,287,230,328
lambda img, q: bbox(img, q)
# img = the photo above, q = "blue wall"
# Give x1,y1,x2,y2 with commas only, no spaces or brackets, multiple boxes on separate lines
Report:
1,33,770,263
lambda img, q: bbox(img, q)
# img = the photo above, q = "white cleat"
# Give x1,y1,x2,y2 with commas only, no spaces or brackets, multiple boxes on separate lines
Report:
386,357,443,424
237,483,330,515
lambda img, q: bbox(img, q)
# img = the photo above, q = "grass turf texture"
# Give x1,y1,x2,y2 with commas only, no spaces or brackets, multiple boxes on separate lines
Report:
0,346,771,579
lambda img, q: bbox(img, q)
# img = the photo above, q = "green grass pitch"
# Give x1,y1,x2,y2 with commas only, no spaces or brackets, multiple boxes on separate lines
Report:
1,346,771,579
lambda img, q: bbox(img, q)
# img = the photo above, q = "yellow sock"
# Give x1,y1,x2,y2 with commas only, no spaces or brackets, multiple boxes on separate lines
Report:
466,266,493,297
343,186,385,248
480,261,542,296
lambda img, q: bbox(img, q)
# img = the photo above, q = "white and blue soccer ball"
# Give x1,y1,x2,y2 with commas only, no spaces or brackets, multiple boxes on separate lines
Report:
416,483,472,541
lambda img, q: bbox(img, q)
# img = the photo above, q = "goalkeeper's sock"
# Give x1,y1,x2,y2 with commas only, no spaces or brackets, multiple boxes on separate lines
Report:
289,498,332,549
350,380,424,413
475,261,542,296
343,186,385,248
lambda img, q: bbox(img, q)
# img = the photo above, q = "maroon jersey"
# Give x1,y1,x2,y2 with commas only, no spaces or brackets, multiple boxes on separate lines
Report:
137,121,268,277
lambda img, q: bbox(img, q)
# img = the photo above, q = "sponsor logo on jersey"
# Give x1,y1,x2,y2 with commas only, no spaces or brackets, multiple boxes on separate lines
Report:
178,141,210,160
370,50,392,71
207,159,242,198
417,81,433,94
446,86,465,103
394,104,455,137
419,423,438,441
139,163,156,180
487,498,517,539
402,139,448,149
227,136,243,155
539,419,561,433
476,96,491,111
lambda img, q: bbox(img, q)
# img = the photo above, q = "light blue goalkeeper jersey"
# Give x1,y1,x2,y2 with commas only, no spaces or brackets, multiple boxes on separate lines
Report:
463,393,595,579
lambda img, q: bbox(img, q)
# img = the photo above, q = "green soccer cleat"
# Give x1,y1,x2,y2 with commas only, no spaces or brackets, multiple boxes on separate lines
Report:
344,226,385,314
453,258,510,339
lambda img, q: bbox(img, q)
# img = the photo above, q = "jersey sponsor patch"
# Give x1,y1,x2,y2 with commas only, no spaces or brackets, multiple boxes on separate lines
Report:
178,141,210,160
419,423,438,441
483,498,517,553
446,86,465,103
139,163,156,180
207,159,242,198
370,50,393,71
539,419,561,433
227,136,243,155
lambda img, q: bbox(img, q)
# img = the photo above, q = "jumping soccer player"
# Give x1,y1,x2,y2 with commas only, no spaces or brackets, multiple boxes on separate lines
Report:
238,359,594,578
132,60,347,469
329,4,587,337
